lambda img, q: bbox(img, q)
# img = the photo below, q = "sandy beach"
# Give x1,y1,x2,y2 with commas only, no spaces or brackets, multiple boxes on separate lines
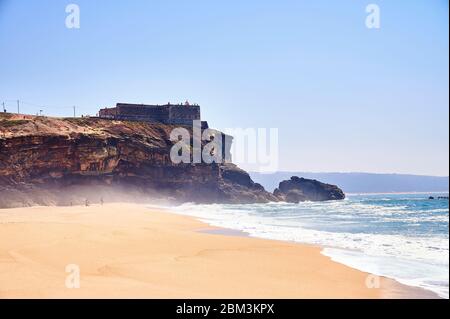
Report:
0,203,437,299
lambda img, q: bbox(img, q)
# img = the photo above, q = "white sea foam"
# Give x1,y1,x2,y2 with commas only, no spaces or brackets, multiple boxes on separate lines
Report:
168,196,449,298
321,248,449,299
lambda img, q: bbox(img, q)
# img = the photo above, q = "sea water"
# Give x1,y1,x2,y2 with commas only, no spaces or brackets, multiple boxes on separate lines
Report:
172,193,449,298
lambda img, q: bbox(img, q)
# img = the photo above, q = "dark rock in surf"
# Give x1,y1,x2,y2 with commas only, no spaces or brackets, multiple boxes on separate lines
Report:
273,176,345,203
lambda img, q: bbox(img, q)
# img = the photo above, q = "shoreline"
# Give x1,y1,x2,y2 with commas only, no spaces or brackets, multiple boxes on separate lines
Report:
190,223,441,299
0,203,439,298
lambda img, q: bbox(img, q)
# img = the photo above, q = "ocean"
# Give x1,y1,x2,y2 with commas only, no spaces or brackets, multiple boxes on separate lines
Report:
171,193,449,298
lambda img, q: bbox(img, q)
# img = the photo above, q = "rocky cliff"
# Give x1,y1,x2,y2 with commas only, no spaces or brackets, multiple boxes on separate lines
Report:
274,176,345,203
0,113,276,208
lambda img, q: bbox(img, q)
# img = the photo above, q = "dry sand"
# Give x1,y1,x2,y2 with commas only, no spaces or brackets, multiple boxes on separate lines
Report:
0,203,437,298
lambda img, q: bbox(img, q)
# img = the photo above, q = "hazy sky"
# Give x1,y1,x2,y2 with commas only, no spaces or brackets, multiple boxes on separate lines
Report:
0,0,448,175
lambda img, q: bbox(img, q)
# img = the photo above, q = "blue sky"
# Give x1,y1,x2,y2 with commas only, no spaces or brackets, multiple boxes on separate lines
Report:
0,0,448,175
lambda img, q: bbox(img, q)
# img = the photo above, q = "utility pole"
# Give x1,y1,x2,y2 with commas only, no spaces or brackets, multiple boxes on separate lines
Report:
17,100,20,114
73,106,76,117
2,102,5,113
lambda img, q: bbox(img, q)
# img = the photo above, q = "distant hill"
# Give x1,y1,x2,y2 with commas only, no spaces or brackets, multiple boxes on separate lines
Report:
249,172,449,194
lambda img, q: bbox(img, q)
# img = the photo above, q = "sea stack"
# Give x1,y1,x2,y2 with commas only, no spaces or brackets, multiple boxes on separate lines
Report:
273,176,345,203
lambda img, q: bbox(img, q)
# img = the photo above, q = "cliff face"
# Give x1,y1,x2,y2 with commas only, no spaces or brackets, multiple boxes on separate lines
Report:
274,176,345,203
0,114,275,208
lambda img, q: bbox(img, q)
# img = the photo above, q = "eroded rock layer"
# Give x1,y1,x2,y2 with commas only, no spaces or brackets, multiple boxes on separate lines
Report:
0,114,275,208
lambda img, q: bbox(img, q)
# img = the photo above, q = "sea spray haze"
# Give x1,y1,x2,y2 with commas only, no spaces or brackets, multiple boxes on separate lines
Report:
172,193,449,298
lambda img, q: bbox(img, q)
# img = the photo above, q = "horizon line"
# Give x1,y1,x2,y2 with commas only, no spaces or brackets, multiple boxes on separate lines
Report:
249,171,450,178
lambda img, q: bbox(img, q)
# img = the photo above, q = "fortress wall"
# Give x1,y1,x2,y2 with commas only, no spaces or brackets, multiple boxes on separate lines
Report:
99,108,117,119
169,105,200,125
116,104,169,122
99,103,201,125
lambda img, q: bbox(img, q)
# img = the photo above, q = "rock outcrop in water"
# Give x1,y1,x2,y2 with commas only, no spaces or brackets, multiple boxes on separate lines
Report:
273,176,345,203
0,113,276,208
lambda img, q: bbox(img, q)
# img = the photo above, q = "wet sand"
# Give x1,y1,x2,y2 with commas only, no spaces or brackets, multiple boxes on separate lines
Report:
0,203,438,298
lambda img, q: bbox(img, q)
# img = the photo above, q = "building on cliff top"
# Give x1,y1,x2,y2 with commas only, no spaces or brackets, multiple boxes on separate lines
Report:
99,102,204,126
